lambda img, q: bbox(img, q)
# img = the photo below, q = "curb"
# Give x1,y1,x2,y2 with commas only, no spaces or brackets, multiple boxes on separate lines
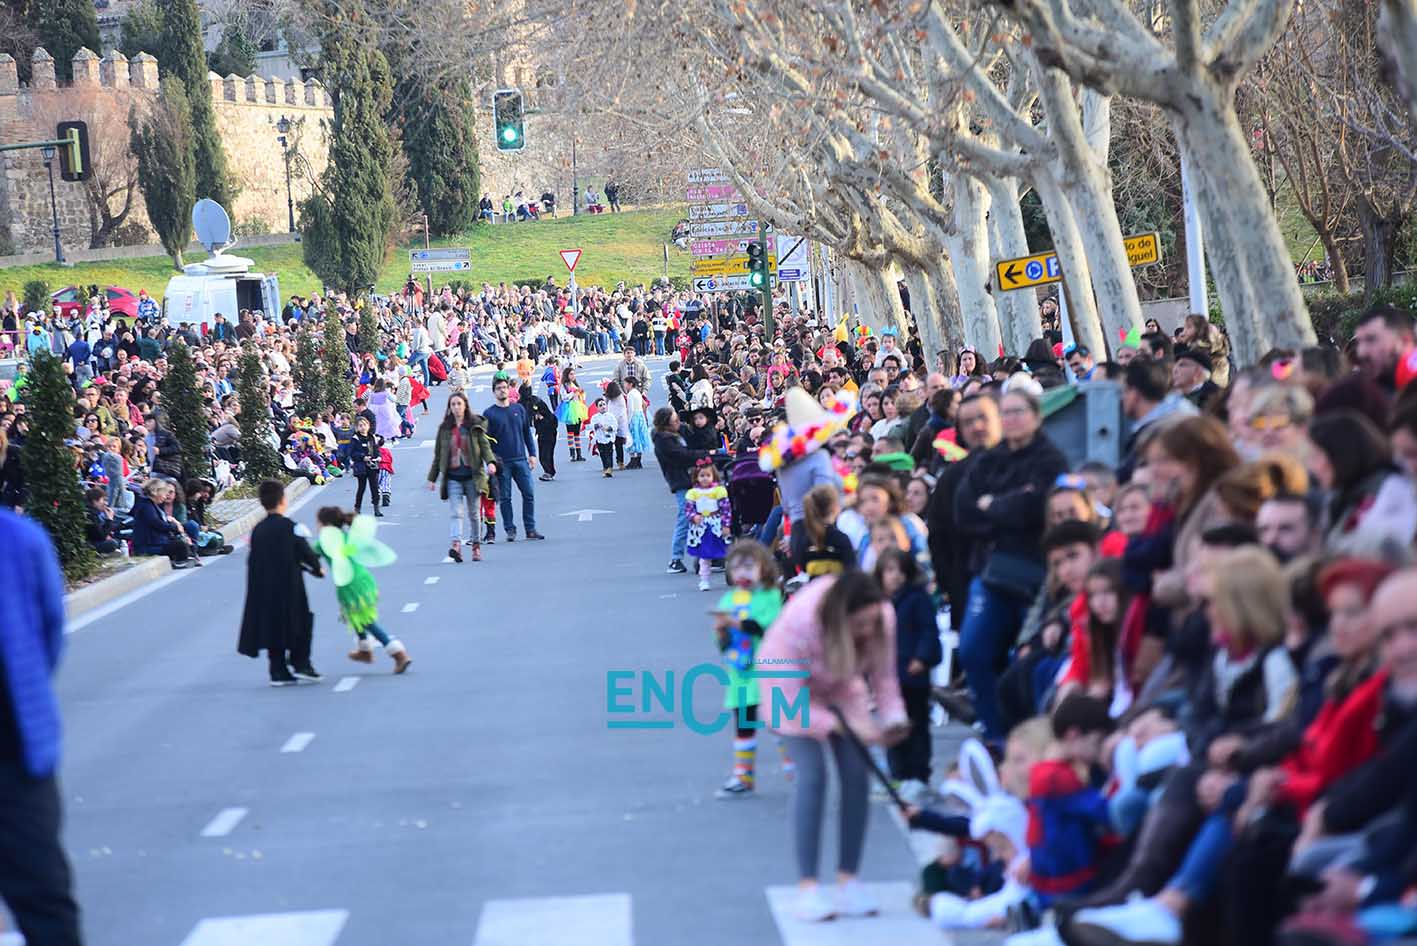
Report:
64,478,312,621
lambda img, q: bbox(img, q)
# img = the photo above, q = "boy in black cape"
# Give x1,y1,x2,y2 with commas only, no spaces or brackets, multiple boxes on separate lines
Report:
237,480,325,686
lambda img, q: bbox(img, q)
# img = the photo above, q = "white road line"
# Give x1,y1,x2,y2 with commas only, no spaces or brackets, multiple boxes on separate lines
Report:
472,893,632,946
401,602,420,613
441,556,455,564
765,883,936,944
199,807,248,838
420,438,436,447
280,732,316,753
658,593,677,599
177,909,348,946
424,576,440,585
333,676,360,692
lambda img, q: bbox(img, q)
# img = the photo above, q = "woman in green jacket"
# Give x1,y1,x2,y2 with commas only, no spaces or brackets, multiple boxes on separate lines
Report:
427,392,496,562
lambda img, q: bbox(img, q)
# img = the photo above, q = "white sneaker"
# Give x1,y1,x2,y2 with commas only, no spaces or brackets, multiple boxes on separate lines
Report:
1071,897,1181,946
793,885,837,922
1004,927,1065,946
698,576,711,591
833,878,879,917
927,891,969,927
898,779,930,805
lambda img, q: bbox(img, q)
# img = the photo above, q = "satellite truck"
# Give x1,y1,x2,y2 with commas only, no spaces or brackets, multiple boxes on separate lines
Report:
162,199,281,332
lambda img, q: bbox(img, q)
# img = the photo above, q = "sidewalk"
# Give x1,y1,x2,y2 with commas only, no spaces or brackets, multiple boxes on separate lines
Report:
63,478,313,621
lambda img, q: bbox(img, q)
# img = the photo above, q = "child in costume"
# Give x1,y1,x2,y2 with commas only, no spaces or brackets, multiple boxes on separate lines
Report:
314,506,411,673
712,540,786,798
557,368,588,461
541,357,561,410
378,441,395,509
624,375,652,469
332,413,353,469
588,396,620,477
686,458,732,591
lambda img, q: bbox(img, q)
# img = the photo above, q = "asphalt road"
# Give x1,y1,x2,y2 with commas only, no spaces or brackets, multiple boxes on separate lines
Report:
42,355,970,946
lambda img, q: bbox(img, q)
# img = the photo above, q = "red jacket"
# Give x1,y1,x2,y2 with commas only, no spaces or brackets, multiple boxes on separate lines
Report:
1277,668,1387,815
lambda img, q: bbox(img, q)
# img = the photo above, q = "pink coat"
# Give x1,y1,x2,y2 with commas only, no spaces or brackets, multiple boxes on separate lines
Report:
756,576,906,741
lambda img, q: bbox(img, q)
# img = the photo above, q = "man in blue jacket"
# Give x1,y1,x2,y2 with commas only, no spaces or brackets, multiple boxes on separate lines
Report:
484,376,545,541
0,509,84,944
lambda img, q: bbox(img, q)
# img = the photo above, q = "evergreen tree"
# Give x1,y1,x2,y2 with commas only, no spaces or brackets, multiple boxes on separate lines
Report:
300,0,395,294
391,75,480,237
163,340,209,478
235,343,282,482
34,0,99,82
321,314,353,416
356,304,380,355
293,322,326,419
118,0,163,59
20,352,95,580
130,78,197,268
155,0,235,208
207,21,257,77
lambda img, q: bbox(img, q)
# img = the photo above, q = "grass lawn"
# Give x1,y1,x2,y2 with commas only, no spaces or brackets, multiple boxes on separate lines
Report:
2,206,692,299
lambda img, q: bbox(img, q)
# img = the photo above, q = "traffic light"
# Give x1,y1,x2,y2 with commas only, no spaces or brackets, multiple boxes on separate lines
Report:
746,237,769,288
57,121,91,182
493,89,525,152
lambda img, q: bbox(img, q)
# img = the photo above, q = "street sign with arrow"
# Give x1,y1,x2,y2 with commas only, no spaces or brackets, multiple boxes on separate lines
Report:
994,231,1162,292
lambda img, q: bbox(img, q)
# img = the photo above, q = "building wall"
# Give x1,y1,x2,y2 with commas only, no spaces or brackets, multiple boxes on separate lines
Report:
0,47,332,256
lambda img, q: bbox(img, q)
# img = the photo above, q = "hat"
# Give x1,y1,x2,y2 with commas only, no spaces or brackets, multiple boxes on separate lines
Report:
758,387,856,471
1175,347,1214,373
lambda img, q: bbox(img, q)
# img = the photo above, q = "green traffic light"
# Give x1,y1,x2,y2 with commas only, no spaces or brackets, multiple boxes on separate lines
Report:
749,272,764,287
502,127,518,143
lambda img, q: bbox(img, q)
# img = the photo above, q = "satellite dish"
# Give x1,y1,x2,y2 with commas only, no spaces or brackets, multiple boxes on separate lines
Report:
192,199,233,255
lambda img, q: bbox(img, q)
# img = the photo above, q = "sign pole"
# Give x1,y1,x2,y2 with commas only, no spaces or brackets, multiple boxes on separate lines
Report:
758,222,773,338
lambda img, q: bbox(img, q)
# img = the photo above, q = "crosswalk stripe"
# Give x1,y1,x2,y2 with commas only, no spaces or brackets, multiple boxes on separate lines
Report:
765,883,937,945
176,909,348,946
199,807,248,838
472,893,632,946
333,676,359,692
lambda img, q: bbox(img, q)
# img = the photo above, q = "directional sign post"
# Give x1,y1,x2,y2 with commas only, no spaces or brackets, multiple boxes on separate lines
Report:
691,253,778,278
559,248,582,273
409,247,472,274
994,231,1162,292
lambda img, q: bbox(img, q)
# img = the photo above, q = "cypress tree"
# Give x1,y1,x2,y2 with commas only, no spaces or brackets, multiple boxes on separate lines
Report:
322,314,353,416
163,340,209,479
34,0,99,83
300,0,395,294
154,0,235,208
356,304,379,355
391,75,480,237
130,77,197,268
20,352,95,580
235,343,282,482
293,322,326,419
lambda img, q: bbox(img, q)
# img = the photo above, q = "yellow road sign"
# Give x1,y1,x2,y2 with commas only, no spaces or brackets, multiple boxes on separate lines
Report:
994,231,1163,292
691,254,778,277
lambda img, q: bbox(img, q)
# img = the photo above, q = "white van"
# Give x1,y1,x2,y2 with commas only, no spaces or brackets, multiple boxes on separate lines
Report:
162,253,281,332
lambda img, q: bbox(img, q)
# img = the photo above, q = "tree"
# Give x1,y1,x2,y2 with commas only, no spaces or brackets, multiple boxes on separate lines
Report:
22,279,49,316
19,352,96,580
292,323,325,419
0,1,40,84
119,0,163,60
235,343,282,482
33,85,145,248
321,314,353,416
163,340,209,478
299,0,396,294
155,0,235,209
207,21,257,77
390,71,480,236
357,305,379,355
33,0,99,83
131,78,197,268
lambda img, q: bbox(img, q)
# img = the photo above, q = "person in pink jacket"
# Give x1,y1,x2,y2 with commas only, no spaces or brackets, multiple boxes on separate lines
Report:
757,571,910,923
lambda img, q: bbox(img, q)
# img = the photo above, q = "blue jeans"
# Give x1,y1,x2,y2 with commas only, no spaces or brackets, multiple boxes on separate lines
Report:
357,621,393,647
408,350,430,386
446,477,482,542
495,457,537,535
610,329,623,352
596,331,610,354
757,506,784,547
654,330,666,355
671,488,690,560
1170,784,1245,901
958,577,1030,741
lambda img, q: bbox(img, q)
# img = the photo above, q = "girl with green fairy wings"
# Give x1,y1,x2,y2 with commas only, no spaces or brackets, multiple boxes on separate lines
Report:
315,506,412,674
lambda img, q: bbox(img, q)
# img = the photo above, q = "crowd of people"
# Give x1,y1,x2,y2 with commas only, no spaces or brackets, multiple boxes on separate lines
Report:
637,295,1417,946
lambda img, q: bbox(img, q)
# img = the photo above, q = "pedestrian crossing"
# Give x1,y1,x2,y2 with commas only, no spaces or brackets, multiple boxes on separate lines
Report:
111,886,950,946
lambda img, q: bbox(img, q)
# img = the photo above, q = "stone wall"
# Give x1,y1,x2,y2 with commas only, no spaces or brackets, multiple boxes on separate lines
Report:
0,47,332,256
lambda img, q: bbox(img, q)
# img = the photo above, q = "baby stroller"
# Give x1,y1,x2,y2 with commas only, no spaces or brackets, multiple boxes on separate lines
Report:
727,454,776,540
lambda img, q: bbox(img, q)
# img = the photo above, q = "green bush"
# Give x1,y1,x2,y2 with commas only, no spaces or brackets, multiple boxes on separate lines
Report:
22,279,50,315
233,217,272,238
20,352,96,581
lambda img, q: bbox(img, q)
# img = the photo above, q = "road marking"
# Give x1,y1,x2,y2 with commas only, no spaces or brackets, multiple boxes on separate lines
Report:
199,807,248,838
401,602,420,613
280,732,316,753
472,893,632,946
765,883,935,944
420,439,436,447
442,556,455,564
424,576,440,585
333,676,360,692
560,508,614,522
658,593,677,599
177,909,348,946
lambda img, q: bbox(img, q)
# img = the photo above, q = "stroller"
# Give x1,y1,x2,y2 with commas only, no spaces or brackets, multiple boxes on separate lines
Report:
727,454,776,540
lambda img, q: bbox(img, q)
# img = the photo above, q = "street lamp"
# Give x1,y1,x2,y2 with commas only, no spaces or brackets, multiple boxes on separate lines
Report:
40,144,64,264
276,115,295,234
